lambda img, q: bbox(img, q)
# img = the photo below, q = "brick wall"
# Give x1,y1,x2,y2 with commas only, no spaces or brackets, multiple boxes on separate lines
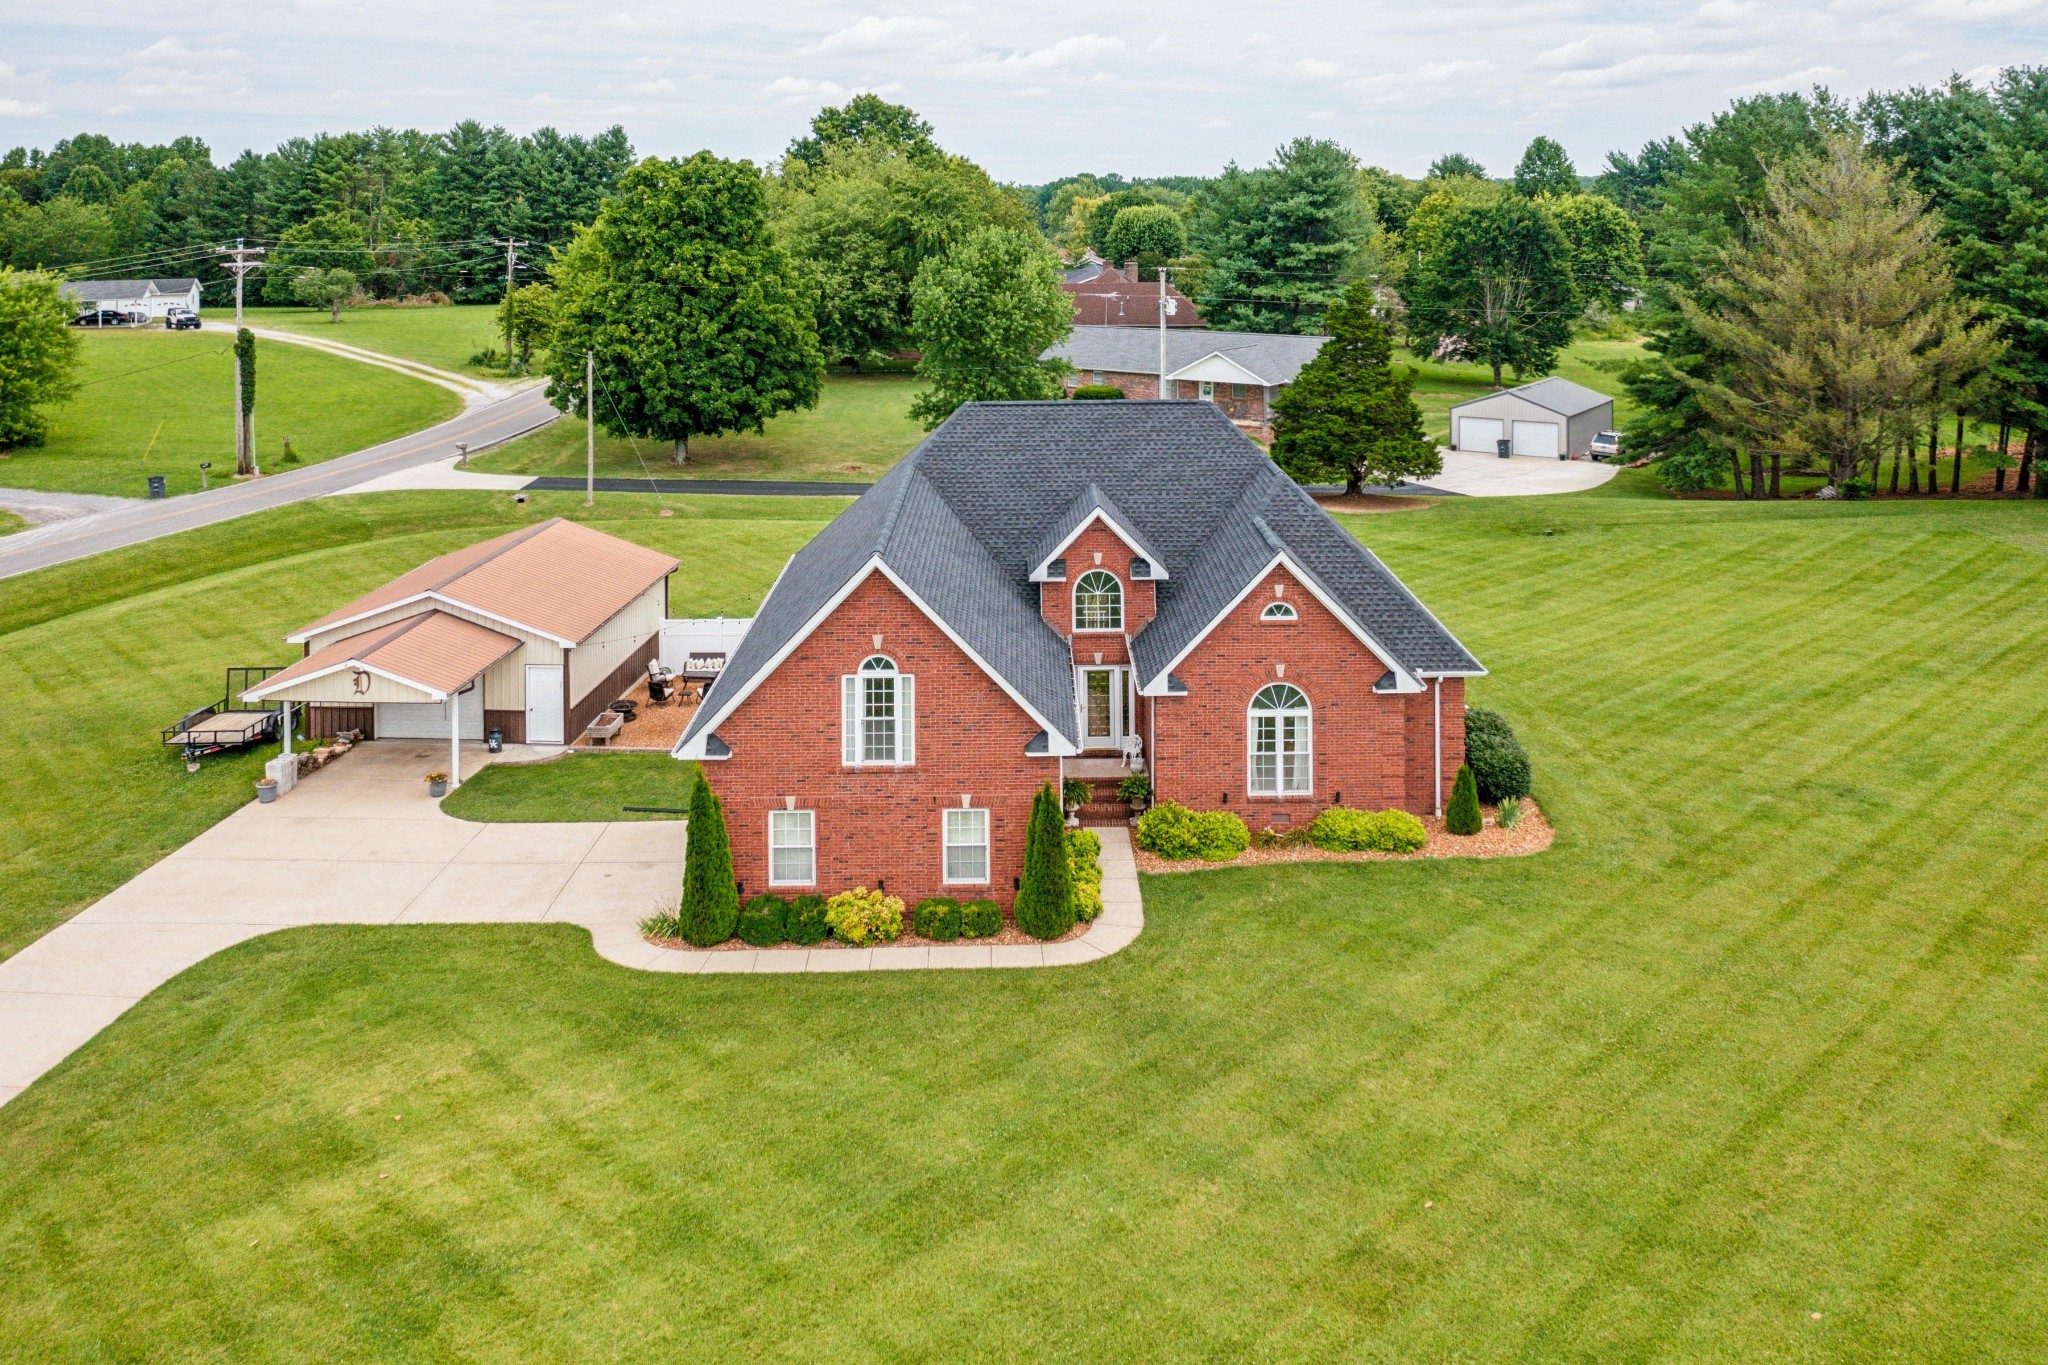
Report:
1037,519,1158,668
1148,564,1464,823
703,572,1059,909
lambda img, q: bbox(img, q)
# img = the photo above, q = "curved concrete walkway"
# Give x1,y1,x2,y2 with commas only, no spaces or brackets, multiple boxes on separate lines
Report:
0,742,1142,1107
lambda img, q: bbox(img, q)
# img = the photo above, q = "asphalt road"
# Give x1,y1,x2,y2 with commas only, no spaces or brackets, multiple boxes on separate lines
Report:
0,387,558,582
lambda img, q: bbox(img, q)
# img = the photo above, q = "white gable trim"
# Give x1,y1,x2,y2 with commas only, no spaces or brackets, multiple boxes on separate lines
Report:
673,556,1081,760
286,591,578,649
1029,509,1169,581
242,658,448,704
1166,351,1268,386
1137,553,1424,696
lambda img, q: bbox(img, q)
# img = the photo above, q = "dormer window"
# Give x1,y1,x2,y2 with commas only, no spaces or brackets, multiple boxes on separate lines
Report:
1073,570,1123,632
1260,601,1298,622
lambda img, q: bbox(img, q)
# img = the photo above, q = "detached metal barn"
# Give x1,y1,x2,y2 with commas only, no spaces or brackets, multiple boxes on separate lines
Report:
1449,378,1615,458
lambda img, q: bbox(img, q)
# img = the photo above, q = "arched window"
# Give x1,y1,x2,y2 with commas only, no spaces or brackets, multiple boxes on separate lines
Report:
1260,601,1298,622
1248,682,1312,796
1073,570,1123,631
842,655,914,765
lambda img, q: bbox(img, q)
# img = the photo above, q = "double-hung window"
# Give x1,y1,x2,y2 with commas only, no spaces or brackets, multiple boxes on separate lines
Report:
1072,570,1123,632
943,808,990,884
842,654,914,765
768,809,815,886
1248,683,1312,796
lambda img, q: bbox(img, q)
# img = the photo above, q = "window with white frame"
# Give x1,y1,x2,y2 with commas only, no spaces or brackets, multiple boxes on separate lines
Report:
1073,570,1123,631
1199,380,1215,401
1248,682,1312,795
943,807,990,884
768,809,815,885
1261,601,1299,621
842,654,914,765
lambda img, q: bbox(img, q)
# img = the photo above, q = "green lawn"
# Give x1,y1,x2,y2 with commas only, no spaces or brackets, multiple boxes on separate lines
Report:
0,329,462,499
441,752,698,823
5,484,2048,1358
0,509,23,536
470,372,930,483
241,304,511,377
1400,336,1648,445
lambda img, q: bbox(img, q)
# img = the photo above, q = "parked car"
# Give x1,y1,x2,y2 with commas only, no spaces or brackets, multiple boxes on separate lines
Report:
165,307,201,330
74,309,141,328
1589,430,1626,461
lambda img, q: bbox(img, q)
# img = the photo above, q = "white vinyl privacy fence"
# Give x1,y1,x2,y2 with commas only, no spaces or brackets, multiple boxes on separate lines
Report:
659,617,753,677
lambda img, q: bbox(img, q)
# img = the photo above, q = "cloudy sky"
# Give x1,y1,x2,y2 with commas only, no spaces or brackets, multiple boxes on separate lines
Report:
3,2,2042,182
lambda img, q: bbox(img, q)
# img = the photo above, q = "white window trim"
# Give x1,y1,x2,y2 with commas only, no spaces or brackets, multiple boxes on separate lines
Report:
1199,380,1215,401
941,807,991,886
1247,683,1313,798
841,655,916,767
1072,569,1124,634
767,809,816,887
1260,601,1299,622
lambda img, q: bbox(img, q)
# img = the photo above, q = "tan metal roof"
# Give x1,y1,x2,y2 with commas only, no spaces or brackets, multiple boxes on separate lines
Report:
290,518,679,645
247,611,522,702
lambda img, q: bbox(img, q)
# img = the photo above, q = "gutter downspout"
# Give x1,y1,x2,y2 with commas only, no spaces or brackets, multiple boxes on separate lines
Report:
1432,678,1442,816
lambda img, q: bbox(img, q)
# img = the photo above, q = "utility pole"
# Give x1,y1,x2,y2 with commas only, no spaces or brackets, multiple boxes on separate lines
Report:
217,239,265,476
1157,266,1170,400
493,236,526,362
585,350,596,507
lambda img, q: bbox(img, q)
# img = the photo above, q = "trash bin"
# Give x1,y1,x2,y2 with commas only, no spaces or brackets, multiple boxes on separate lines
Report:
1496,438,1512,460
487,727,503,754
147,474,167,498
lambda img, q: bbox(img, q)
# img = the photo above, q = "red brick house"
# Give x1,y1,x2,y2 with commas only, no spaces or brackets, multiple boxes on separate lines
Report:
1061,257,1206,328
675,401,1482,909
1045,326,1329,443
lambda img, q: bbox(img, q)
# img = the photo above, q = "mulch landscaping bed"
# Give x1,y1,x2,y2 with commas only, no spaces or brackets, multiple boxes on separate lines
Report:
643,919,1091,953
1133,801,1553,874
1314,493,1438,514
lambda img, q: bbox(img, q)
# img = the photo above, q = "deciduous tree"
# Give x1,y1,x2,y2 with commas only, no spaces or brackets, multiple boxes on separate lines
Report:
907,225,1071,428
786,94,936,169
1547,193,1645,309
289,266,359,322
0,268,82,449
495,281,556,367
1407,197,1579,386
1101,203,1187,278
1272,282,1440,495
1513,136,1580,197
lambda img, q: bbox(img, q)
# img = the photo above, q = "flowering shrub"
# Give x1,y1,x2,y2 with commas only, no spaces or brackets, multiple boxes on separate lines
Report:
825,886,905,945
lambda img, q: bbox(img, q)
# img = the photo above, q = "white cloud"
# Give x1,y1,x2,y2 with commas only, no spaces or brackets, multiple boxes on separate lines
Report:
1019,85,1051,97
1201,117,1229,128
1548,51,1759,89
958,33,1125,76
0,96,50,116
1347,59,1490,104
1307,108,1336,121
1295,58,1342,78
1731,64,1845,94
129,35,243,63
762,75,849,104
628,76,675,94
805,15,966,60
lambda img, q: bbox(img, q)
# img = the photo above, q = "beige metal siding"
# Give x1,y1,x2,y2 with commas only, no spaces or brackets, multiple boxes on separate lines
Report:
303,600,560,711
570,582,666,705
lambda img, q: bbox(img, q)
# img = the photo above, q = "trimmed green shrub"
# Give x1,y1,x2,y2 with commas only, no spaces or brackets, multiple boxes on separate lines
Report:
960,899,1001,938
1497,795,1523,830
826,887,904,945
1463,707,1533,802
1135,801,1251,861
1015,783,1076,940
786,893,830,946
913,896,963,941
736,893,789,947
677,781,739,945
1446,764,1483,836
1067,828,1104,921
1072,384,1125,400
1308,807,1428,853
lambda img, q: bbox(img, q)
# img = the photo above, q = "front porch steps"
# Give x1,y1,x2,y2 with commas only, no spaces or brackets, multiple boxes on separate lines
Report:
1075,771,1137,828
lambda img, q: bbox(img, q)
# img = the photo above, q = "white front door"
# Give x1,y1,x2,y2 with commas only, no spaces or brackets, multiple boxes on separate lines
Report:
1458,416,1504,452
378,686,482,739
1513,419,1561,458
1079,667,1124,750
526,664,565,744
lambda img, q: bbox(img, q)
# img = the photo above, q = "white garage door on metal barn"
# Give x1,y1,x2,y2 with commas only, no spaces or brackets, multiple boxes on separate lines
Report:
1457,417,1504,453
1512,420,1561,458
377,686,483,740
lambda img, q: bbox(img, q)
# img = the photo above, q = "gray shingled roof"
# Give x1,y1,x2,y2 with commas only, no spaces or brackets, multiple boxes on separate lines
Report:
679,401,1482,757
1454,376,1613,418
60,278,200,300
1046,326,1330,386
1028,483,1170,579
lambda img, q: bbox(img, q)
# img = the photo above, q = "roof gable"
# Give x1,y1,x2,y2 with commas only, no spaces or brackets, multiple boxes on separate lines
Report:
1027,483,1170,581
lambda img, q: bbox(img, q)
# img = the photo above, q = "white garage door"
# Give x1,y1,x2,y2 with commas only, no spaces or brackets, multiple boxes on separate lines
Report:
1457,416,1504,453
1512,420,1561,458
377,686,483,740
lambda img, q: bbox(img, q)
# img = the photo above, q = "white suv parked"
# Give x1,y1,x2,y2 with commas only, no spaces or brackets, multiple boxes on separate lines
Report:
1589,430,1625,461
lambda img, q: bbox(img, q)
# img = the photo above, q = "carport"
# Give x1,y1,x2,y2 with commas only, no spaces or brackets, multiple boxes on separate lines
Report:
1449,378,1615,458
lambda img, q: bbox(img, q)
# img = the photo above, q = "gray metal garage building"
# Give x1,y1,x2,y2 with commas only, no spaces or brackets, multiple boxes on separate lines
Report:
1448,378,1615,458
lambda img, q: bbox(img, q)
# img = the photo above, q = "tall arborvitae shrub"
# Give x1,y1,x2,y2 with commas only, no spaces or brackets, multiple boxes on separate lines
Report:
1445,763,1483,836
1014,782,1075,940
677,780,739,945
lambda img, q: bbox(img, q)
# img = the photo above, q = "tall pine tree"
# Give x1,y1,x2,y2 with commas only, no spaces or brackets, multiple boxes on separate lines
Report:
1271,281,1440,495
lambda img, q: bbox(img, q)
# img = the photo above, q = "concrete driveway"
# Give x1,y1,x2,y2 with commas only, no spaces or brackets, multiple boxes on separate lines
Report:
0,741,682,1106
1423,450,1618,497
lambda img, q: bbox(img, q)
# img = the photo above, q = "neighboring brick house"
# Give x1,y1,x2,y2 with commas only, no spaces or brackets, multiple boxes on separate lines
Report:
1045,326,1329,443
675,401,1483,912
1061,257,1205,328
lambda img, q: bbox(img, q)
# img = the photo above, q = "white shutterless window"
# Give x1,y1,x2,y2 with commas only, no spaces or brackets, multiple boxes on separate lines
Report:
842,654,914,766
943,808,990,884
1248,682,1312,796
768,809,815,886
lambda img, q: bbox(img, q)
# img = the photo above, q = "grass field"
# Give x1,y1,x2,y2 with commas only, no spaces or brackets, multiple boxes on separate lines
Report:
0,509,23,536
470,372,929,483
4,478,2048,1358
441,752,697,824
241,304,510,377
0,329,462,498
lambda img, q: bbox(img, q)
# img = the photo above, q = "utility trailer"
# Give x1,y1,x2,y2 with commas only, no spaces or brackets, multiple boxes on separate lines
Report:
164,666,285,764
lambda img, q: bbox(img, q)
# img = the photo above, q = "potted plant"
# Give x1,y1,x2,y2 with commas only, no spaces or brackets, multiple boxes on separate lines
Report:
255,776,278,804
425,771,449,798
1117,772,1152,811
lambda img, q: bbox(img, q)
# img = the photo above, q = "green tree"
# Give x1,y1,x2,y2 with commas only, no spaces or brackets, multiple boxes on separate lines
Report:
233,327,257,475
677,778,738,946
1083,186,1184,257
1013,783,1075,941
545,152,823,464
1513,136,1580,197
786,94,937,169
1101,203,1187,278
907,225,1071,429
1594,137,1686,217
289,267,359,322
0,197,114,270
270,211,375,285
1445,764,1482,835
1407,197,1579,386
1195,139,1373,333
495,281,556,368
1428,153,1487,181
1681,136,1999,490
0,269,82,449
1271,282,1441,494
1547,193,1645,309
